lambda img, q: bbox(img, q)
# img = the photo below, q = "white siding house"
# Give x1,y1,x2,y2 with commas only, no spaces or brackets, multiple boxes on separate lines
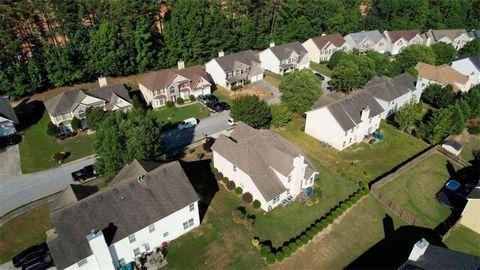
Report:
259,41,309,75
343,30,387,53
383,30,425,55
302,33,348,63
451,56,480,85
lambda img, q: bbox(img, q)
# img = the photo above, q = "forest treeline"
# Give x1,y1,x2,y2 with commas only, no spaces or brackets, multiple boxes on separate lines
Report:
1,0,479,98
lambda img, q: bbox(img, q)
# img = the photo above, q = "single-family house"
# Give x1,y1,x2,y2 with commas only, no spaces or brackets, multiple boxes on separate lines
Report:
0,95,19,137
343,30,387,53
364,73,423,118
470,29,480,40
400,238,480,269
451,56,480,85
459,184,480,234
43,80,132,134
47,160,200,270
302,33,348,63
424,29,471,50
205,50,263,89
441,139,463,156
305,91,384,151
383,30,424,55
415,62,473,93
138,61,212,108
211,122,318,212
259,41,309,75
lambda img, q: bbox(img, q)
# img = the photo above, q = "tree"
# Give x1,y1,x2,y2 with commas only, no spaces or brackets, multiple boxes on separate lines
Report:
85,107,106,130
395,45,436,74
431,42,457,65
71,116,81,130
422,84,454,108
459,39,480,57
449,103,466,134
46,122,58,137
327,50,347,69
330,59,363,93
466,86,480,118
279,69,323,114
365,51,395,76
394,99,421,133
230,95,271,129
270,103,292,127
418,108,453,144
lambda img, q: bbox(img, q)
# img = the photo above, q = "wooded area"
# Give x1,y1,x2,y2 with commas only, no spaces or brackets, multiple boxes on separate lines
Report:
1,0,479,98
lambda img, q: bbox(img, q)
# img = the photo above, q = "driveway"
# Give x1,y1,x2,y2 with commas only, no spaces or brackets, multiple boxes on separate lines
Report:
0,156,95,216
310,69,333,94
0,145,21,176
249,80,281,104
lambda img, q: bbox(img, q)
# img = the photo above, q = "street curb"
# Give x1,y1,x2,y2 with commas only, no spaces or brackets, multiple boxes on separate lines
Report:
18,154,96,176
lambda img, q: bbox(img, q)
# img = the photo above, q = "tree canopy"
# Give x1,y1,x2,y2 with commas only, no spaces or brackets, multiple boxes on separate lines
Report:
279,70,323,114
230,95,272,129
431,42,457,65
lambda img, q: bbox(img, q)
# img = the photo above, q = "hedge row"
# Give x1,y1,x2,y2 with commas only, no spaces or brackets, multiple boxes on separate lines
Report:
261,187,369,264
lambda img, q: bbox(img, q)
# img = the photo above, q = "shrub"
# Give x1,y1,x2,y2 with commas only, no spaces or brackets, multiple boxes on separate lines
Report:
270,103,292,127
215,172,223,180
176,97,184,105
71,116,81,130
46,122,58,137
253,199,261,209
189,95,196,102
266,253,276,264
300,235,309,244
52,152,66,164
275,251,285,262
166,101,174,108
260,245,271,257
242,192,253,203
295,239,304,247
306,230,315,240
235,187,243,195
226,181,236,190
251,239,260,248
282,246,292,257
288,242,298,253
311,226,319,234
326,216,334,224
222,177,229,184
211,167,218,173
331,211,339,219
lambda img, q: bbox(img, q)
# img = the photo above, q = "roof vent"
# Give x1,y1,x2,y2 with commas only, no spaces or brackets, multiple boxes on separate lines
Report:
121,196,125,200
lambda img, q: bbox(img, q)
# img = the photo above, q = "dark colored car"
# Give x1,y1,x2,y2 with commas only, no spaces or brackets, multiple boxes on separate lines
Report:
205,94,218,103
197,95,209,105
71,165,97,182
314,72,325,81
215,102,230,110
212,104,224,112
12,243,49,268
21,253,53,270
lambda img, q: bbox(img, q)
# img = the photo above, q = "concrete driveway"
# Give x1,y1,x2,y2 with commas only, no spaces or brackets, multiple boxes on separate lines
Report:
0,145,21,176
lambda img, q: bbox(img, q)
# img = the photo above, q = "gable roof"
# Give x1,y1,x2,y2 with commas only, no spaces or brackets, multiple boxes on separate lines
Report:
110,159,161,185
442,139,463,151
455,56,480,71
364,73,417,102
47,160,199,270
385,30,421,42
415,62,470,91
310,33,346,50
346,30,385,44
268,41,308,61
0,95,19,124
428,29,469,41
88,84,132,111
211,122,316,201
212,50,260,72
51,184,100,212
138,65,211,90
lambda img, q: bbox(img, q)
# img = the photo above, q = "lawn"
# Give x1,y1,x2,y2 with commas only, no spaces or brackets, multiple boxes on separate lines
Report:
148,103,211,127
379,153,459,228
443,224,480,257
263,71,283,87
212,87,233,105
459,133,480,163
19,112,95,173
0,204,53,263
274,118,429,184
309,62,332,77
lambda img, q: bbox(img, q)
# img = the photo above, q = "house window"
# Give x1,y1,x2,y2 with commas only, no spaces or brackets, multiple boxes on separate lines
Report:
144,243,151,252
148,224,155,233
369,118,372,124
134,248,141,257
163,232,169,237
169,86,175,94
349,138,352,143
272,196,280,204
189,203,195,212
77,259,88,267
345,131,348,136
343,141,346,147
129,234,136,243
233,165,237,172
183,218,194,230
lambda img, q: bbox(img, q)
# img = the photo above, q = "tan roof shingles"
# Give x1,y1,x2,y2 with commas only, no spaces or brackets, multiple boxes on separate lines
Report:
311,33,346,49
415,62,469,92
385,30,421,43
137,65,210,90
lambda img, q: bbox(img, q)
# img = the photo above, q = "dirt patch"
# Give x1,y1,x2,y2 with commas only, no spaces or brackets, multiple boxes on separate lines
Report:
229,86,268,101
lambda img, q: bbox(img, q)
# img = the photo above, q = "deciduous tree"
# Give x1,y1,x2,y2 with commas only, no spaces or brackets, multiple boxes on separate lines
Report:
279,70,323,114
231,95,271,129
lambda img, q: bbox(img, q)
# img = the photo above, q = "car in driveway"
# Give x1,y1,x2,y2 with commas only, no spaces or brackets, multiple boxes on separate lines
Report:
12,243,49,268
314,72,325,81
197,94,218,106
178,117,198,130
71,165,97,182
21,253,53,270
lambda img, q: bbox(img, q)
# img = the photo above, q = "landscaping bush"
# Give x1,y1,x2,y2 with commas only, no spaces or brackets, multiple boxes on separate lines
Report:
295,239,304,247
266,253,276,264
189,95,196,102
176,97,184,105
211,167,218,173
306,230,315,240
288,242,298,253
166,101,174,108
46,122,58,137
235,187,243,195
326,216,334,224
71,116,81,130
52,152,67,164
226,181,236,190
300,235,309,244
282,246,292,257
222,177,229,184
252,199,261,209
215,172,223,180
275,251,285,262
242,192,253,203
260,245,271,257
311,226,319,234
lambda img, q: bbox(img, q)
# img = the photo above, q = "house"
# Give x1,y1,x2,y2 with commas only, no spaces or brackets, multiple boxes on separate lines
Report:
441,139,463,156
451,56,480,85
470,29,480,40
205,50,263,89
211,122,318,212
137,61,212,108
259,41,309,75
400,238,480,269
343,30,387,53
364,73,423,118
415,62,473,93
424,29,471,50
44,80,132,134
0,95,19,137
302,33,348,63
383,30,424,55
46,160,200,270
459,184,480,234
305,91,384,151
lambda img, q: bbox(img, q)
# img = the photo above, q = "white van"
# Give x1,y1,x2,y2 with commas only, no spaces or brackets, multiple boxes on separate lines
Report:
177,118,198,130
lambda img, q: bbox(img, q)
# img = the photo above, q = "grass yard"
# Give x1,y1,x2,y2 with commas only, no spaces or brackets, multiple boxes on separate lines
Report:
0,204,53,263
19,112,95,173
443,224,480,257
148,103,211,127
459,133,480,163
263,71,283,87
379,153,460,228
212,87,233,105
309,62,332,77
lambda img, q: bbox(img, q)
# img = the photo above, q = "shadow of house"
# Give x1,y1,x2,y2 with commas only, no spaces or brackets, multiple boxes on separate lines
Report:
14,99,45,132
179,159,219,223
163,123,196,158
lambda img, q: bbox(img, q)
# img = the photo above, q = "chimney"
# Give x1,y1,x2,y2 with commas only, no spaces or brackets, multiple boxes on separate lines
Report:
98,76,108,87
269,42,275,48
321,33,326,36
361,106,370,122
408,239,430,261
218,51,224,57
177,60,185,70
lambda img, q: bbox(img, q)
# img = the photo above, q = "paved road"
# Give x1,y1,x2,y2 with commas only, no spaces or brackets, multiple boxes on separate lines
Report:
163,111,232,152
0,156,95,216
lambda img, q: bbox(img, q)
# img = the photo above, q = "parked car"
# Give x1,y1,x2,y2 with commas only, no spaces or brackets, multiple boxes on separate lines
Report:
21,253,53,270
71,165,97,182
12,243,49,268
314,72,325,81
178,118,198,130
212,104,224,113
197,95,209,105
217,102,230,110
227,118,235,126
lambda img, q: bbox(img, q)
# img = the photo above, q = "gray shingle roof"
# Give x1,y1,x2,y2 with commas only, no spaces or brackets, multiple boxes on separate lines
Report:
470,30,480,39
347,30,385,44
428,29,469,41
442,139,463,151
47,161,199,269
211,122,316,201
364,73,417,102
403,243,480,269
88,84,132,111
213,50,260,72
268,41,308,61
0,95,19,124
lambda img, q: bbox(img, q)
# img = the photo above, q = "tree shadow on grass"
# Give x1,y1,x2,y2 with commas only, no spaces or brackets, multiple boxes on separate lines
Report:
14,99,45,132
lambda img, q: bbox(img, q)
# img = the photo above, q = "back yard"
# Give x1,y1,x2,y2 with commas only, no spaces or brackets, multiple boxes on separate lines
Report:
148,103,211,128
443,224,480,257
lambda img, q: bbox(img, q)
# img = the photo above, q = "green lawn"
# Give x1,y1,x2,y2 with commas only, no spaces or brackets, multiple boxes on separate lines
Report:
309,62,332,77
443,224,480,257
148,103,211,127
212,88,233,105
19,112,95,173
379,153,459,228
0,204,53,263
460,133,480,162
263,71,283,87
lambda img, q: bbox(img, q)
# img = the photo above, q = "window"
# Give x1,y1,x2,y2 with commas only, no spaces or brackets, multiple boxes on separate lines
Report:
163,231,169,237
369,118,372,124
129,234,136,243
189,203,195,212
233,165,237,172
343,141,346,147
148,224,155,233
272,196,280,204
349,138,352,143
144,243,151,252
183,218,194,230
77,259,88,267
169,86,175,94
134,248,141,257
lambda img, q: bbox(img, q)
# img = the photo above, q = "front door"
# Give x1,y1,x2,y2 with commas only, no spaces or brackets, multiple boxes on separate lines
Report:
171,95,176,102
